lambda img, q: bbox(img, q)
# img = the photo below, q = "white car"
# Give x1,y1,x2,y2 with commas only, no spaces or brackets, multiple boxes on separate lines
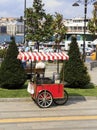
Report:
43,47,54,52
79,47,94,56
85,48,94,56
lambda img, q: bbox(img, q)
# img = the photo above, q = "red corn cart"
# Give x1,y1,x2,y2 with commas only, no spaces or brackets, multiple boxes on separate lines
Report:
18,51,69,108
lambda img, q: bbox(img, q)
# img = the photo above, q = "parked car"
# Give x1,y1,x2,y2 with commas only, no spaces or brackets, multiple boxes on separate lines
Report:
85,48,94,56
43,47,54,53
79,47,94,56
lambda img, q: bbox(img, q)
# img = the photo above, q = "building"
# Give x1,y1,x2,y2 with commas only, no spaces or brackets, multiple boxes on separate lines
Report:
7,21,24,35
0,17,24,35
63,17,94,41
64,17,90,34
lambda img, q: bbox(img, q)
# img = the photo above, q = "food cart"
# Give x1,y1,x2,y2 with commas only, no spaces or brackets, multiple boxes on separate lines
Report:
18,51,69,108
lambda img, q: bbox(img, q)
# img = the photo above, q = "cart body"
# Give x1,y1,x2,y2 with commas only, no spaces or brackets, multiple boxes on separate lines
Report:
32,81,68,108
35,83,64,99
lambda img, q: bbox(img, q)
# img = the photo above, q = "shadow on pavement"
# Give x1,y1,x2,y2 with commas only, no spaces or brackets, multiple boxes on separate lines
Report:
51,95,86,108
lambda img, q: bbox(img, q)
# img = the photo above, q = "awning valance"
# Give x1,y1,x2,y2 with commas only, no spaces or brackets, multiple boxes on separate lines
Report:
17,51,69,61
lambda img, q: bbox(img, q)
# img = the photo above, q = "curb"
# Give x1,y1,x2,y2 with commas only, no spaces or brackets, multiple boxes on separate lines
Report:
0,97,31,102
0,96,97,102
68,96,97,100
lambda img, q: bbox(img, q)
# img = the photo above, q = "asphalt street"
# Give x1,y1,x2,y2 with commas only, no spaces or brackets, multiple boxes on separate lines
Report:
0,98,97,130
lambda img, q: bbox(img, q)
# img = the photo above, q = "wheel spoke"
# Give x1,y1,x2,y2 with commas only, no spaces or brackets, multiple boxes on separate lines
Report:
37,91,53,108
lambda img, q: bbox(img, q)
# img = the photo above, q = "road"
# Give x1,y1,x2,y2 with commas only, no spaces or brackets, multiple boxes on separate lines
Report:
0,98,97,130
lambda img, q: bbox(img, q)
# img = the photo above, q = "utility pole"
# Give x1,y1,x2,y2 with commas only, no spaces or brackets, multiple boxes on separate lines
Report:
82,0,87,62
24,0,26,45
72,0,87,62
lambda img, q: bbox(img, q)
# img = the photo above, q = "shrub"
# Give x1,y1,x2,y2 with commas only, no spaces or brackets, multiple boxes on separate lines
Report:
0,36,27,89
60,36,90,88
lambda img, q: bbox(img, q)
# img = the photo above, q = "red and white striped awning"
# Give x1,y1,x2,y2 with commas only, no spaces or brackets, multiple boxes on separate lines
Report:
17,51,69,61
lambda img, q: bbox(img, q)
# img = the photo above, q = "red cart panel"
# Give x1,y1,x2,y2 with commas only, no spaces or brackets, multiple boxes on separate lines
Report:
36,83,64,99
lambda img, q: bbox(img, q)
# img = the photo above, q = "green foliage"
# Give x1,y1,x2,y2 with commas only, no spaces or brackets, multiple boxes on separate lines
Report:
42,14,54,41
25,0,47,42
0,49,7,58
53,13,67,43
88,9,97,35
0,37,27,89
25,0,67,48
88,20,96,35
60,36,90,88
52,13,67,50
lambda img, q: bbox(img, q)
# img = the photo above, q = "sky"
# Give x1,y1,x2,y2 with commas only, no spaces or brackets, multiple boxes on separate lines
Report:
0,0,96,19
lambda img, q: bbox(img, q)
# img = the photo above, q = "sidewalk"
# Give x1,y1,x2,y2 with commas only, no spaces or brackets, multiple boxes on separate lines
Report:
45,62,97,85
86,62,97,85
0,96,97,102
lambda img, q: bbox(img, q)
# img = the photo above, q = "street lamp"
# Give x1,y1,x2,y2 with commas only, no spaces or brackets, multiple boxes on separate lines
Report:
72,0,97,62
54,33,60,74
24,0,26,45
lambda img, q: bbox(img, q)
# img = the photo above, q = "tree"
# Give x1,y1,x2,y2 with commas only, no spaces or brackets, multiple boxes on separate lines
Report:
0,49,7,59
25,0,54,50
52,12,67,73
25,0,45,41
53,12,67,49
42,14,54,42
60,36,90,88
0,37,27,89
88,20,96,35
88,6,97,36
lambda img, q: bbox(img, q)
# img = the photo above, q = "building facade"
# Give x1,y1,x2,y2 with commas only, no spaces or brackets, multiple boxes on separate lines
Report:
63,17,95,41
0,17,24,35
0,16,95,42
63,17,90,35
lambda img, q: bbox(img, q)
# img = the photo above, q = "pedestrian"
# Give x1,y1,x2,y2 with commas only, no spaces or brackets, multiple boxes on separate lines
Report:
35,60,45,78
35,60,45,69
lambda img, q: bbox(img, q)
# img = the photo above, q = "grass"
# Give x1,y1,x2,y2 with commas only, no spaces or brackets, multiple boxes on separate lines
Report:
0,82,29,98
0,88,29,98
0,84,97,98
65,86,97,97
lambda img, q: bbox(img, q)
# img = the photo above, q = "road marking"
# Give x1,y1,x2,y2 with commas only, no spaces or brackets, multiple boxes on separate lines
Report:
0,115,97,123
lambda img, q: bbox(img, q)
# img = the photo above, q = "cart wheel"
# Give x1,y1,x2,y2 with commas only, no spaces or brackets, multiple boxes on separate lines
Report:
53,90,68,105
37,90,53,108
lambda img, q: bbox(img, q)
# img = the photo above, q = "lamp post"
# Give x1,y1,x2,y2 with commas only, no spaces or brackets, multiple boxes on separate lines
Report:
72,0,87,62
24,0,26,45
83,0,87,62
72,0,97,62
54,33,60,74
